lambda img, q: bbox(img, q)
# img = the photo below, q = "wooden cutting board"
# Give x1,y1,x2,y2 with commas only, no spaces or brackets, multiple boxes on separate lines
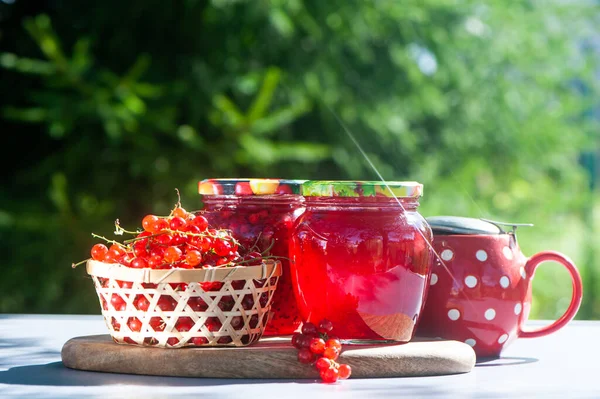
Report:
61,335,475,379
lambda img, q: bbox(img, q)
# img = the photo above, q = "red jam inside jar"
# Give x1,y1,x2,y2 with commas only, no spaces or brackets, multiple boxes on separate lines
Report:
290,181,433,342
198,179,304,336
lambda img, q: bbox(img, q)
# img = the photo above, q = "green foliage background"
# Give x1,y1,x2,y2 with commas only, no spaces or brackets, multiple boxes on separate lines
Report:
1,0,599,319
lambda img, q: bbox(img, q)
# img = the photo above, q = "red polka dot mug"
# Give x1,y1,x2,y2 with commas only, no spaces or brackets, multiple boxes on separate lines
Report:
417,216,583,358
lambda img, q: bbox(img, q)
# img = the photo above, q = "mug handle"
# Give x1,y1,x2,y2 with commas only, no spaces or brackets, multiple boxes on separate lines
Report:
518,251,583,338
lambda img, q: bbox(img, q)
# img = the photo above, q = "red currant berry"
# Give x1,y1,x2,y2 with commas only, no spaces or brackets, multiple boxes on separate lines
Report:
132,241,148,258
184,224,201,235
301,322,318,336
172,207,188,219
157,296,176,311
147,255,163,269
149,317,165,331
320,367,339,383
338,364,352,380
152,218,169,233
191,215,208,231
142,215,159,232
164,246,182,263
213,238,232,257
135,296,150,311
131,257,148,269
110,294,125,309
323,346,339,360
185,250,202,267
291,333,305,349
110,244,126,257
309,337,326,354
170,233,187,246
117,280,133,289
155,233,172,246
192,337,208,346
91,243,108,261
128,317,142,332
325,338,342,353
318,319,334,334
297,348,314,364
230,316,244,330
175,317,194,332
169,216,187,231
315,357,332,371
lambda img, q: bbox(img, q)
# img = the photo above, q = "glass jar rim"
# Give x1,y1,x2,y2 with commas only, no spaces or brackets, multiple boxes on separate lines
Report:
199,178,305,196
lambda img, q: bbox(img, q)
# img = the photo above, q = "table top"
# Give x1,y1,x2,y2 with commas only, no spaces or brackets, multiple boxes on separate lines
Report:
0,315,598,399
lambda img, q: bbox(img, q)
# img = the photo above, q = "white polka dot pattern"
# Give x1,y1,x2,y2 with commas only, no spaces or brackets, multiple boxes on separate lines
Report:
514,303,522,315
464,275,478,288
498,334,508,344
465,338,476,347
499,276,510,288
441,249,454,261
430,273,438,286
448,309,460,321
502,246,513,260
484,308,496,320
476,250,488,262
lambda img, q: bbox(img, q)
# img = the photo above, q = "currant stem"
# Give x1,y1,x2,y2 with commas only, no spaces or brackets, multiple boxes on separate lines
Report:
91,233,127,248
71,258,90,268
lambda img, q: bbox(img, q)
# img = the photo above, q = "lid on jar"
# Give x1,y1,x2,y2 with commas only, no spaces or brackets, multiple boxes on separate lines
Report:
426,216,533,235
198,178,305,196
301,180,423,198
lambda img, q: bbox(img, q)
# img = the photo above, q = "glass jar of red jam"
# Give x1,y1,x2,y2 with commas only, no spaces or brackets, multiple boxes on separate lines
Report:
198,178,305,336
290,181,433,342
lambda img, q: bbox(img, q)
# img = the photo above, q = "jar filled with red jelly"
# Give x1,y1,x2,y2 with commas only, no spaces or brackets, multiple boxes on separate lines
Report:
198,178,305,336
290,180,433,342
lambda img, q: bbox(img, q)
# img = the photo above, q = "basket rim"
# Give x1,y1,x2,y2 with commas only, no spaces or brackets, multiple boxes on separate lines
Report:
86,259,282,283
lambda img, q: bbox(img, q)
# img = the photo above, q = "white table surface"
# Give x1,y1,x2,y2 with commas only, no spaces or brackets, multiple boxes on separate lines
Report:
0,315,598,398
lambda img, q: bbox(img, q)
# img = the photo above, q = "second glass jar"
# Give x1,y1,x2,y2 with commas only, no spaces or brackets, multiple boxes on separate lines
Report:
198,178,305,336
290,180,433,342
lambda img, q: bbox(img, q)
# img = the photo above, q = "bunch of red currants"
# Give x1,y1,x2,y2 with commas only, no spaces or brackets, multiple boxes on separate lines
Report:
87,206,265,270
292,319,352,383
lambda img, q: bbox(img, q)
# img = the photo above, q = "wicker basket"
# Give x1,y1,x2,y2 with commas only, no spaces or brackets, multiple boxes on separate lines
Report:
87,259,281,348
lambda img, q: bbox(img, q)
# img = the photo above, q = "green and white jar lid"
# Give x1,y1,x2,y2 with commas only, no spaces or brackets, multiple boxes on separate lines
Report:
301,180,423,198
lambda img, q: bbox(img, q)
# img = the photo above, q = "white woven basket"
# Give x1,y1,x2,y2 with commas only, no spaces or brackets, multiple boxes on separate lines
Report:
87,259,281,348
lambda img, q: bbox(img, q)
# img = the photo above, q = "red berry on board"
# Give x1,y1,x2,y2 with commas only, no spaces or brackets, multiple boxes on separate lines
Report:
320,367,339,383
315,357,332,371
91,244,108,261
170,233,187,246
318,319,334,334
302,322,318,336
142,215,159,232
338,364,352,380
298,348,314,364
184,224,201,235
325,338,342,353
131,257,148,269
323,346,339,360
164,246,182,263
291,333,304,349
149,246,165,258
309,337,326,355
